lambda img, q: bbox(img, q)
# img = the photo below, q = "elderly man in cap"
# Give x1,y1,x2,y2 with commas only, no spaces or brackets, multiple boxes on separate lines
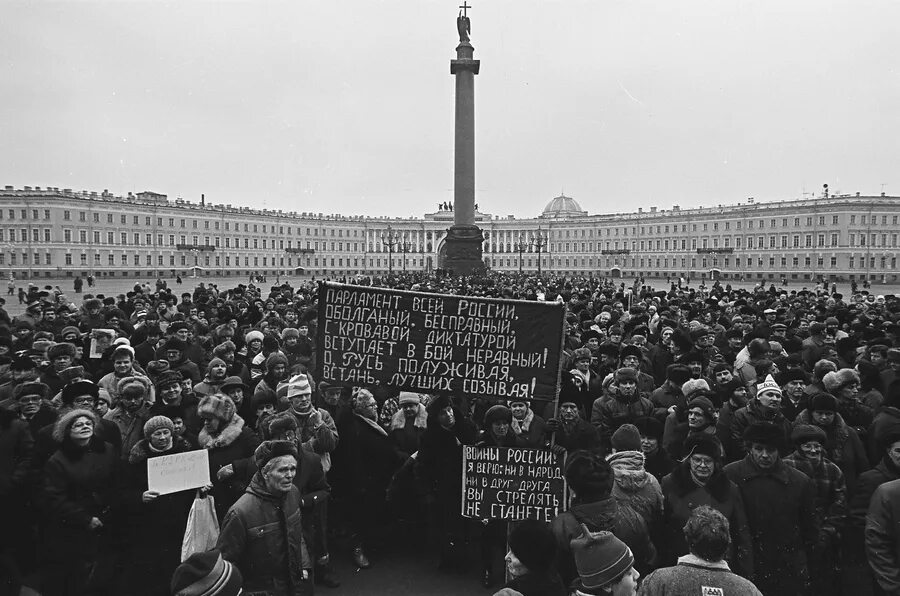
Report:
724,422,818,596
13,381,56,436
217,440,313,595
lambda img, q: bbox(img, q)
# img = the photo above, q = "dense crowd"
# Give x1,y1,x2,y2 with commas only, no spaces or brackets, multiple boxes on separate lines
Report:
2,271,900,596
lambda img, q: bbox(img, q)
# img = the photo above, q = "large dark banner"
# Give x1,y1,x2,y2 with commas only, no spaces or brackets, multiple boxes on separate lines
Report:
315,282,565,403
461,445,567,522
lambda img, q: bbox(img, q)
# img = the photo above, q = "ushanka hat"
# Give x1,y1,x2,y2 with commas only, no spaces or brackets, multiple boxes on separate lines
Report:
254,439,298,470
47,342,76,360
792,424,827,446
197,394,236,423
571,526,635,592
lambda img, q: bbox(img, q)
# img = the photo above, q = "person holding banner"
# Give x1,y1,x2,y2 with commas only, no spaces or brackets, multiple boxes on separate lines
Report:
120,415,197,595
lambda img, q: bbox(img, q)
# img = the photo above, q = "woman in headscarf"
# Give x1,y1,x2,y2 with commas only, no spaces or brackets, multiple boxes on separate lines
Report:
658,433,753,579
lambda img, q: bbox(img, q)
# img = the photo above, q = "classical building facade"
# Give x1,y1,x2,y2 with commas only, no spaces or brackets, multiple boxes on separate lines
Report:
0,185,898,283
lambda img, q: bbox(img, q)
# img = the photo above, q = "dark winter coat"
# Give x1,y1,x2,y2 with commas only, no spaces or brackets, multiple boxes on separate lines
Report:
793,409,869,496
550,417,601,453
198,414,260,520
504,571,566,596
34,410,122,470
659,464,754,579
868,405,900,463
591,393,655,449
414,411,477,514
217,475,313,596
0,409,33,499
865,478,900,594
332,412,406,506
41,437,120,561
724,455,819,596
729,399,792,458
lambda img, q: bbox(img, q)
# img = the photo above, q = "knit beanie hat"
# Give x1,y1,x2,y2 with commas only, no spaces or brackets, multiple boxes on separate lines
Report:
197,394,236,423
52,408,98,443
755,374,783,398
681,378,710,399
686,395,717,422
265,351,289,372
823,369,860,393
117,376,151,400
484,404,513,426
61,380,99,405
284,374,311,397
147,360,171,377
48,342,77,360
792,424,827,446
571,527,635,591
398,392,421,406
144,415,175,440
507,519,557,573
170,549,243,596
207,357,226,374
245,330,264,344
281,327,300,340
810,392,839,413
254,439,298,470
610,424,642,452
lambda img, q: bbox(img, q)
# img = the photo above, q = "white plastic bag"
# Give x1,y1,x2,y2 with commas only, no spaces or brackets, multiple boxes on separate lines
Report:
181,492,220,562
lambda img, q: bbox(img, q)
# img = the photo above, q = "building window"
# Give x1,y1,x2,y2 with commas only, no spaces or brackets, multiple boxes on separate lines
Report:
830,257,837,268
65,254,72,265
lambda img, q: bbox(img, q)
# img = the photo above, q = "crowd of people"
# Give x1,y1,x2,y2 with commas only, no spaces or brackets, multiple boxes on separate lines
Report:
1,271,900,596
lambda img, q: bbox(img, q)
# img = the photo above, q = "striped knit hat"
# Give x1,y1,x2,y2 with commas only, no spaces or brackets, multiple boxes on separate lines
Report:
170,549,242,596
571,525,634,592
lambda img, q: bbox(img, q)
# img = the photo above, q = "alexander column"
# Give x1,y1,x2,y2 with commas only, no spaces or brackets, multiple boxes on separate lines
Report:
442,2,484,274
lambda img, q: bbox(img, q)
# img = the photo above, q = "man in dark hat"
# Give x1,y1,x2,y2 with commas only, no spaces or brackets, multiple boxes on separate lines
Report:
162,337,201,384
724,422,818,596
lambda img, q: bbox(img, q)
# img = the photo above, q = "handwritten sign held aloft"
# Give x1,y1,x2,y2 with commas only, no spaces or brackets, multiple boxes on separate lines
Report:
316,282,565,403
147,449,211,495
461,445,567,523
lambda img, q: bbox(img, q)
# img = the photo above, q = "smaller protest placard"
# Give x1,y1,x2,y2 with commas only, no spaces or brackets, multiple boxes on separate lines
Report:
89,329,116,359
147,449,211,495
461,445,567,523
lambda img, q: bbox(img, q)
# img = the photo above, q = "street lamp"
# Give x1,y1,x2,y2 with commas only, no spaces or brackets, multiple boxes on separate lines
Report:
513,234,530,274
531,227,548,275
381,225,401,274
399,237,413,273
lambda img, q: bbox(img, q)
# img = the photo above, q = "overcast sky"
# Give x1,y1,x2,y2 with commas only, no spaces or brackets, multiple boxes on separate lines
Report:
2,1,898,219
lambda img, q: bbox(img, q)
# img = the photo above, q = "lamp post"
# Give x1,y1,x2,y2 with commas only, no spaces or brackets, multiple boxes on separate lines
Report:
513,234,530,274
531,227,548,275
190,248,199,278
400,238,414,273
381,225,401,274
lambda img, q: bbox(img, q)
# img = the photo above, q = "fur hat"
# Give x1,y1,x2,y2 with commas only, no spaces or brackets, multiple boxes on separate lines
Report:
47,342,77,360
262,411,298,440
484,404,513,426
254,439,298,470
213,341,236,357
507,519,557,573
170,549,242,596
59,366,87,385
143,415,175,440
117,376,151,400
61,380,99,405
810,392,839,413
755,374,783,398
146,360,171,376
251,388,277,411
681,378,710,399
683,433,723,460
197,394,236,423
633,416,663,441
156,370,184,390
564,451,614,501
265,352,289,372
245,330,264,344
792,424,827,446
60,326,80,340
281,327,300,340
777,368,809,385
572,347,592,363
614,367,638,383
13,381,49,402
619,345,643,362
610,424,641,452
743,422,784,449
52,408,98,443
666,364,692,386
162,337,186,352
823,369,860,393
398,392,421,406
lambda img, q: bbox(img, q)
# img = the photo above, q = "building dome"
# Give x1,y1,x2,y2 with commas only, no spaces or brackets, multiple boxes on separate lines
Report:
540,194,587,218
